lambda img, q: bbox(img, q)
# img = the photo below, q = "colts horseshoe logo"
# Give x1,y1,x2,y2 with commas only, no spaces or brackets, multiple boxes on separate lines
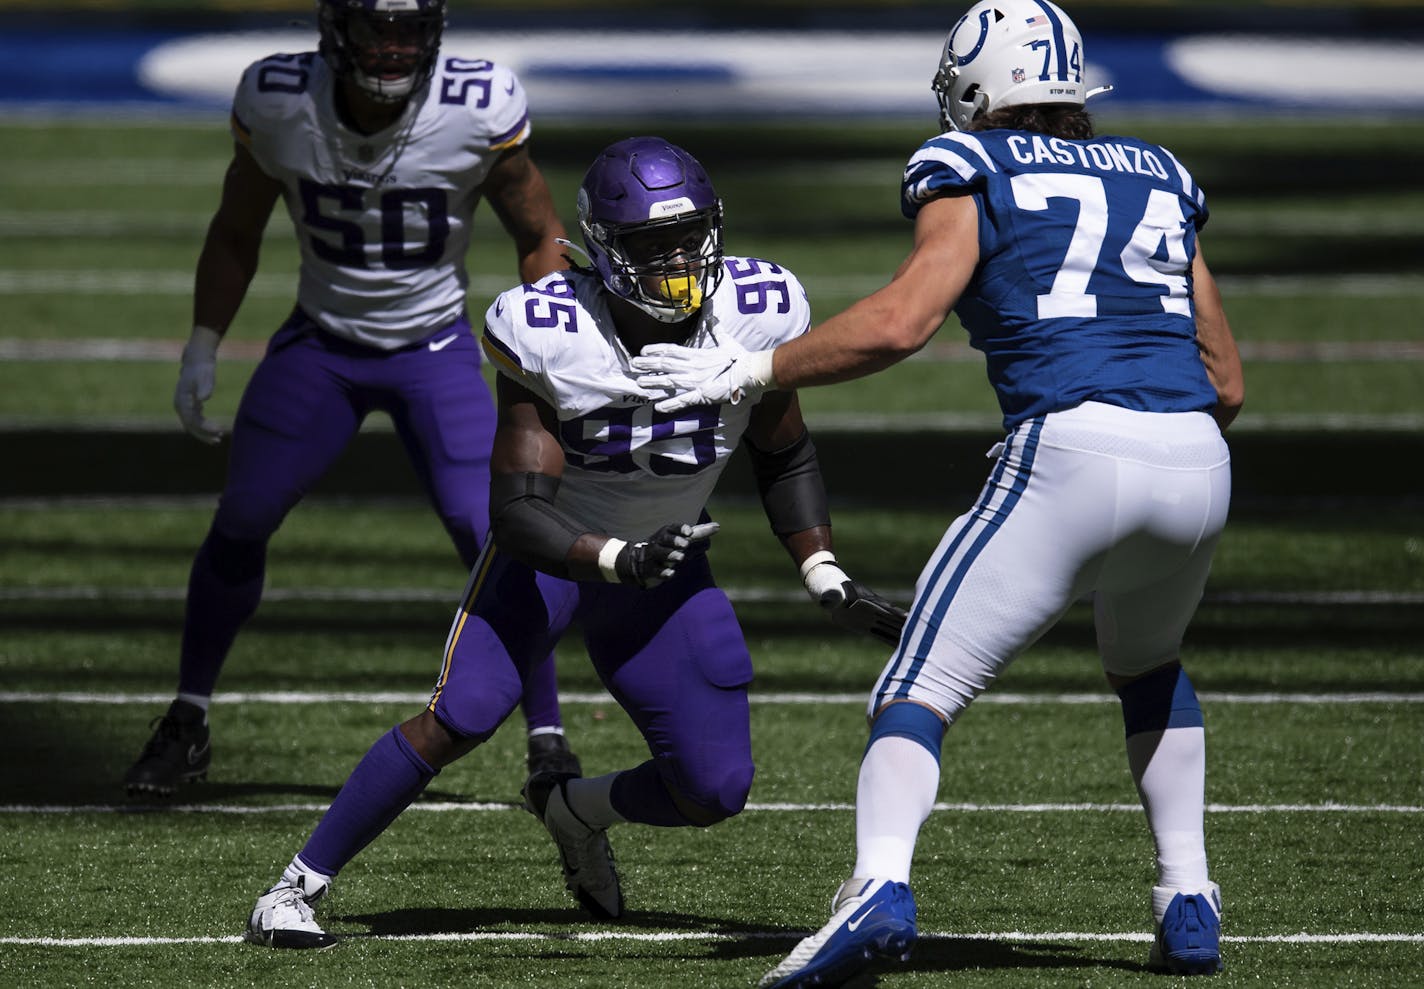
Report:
948,9,994,66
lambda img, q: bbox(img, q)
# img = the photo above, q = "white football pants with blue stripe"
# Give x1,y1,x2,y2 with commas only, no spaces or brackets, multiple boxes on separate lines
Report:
874,401,1230,722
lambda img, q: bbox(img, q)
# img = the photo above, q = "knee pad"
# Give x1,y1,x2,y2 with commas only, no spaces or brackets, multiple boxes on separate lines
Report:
867,701,946,763
662,758,755,827
1117,664,1203,737
212,489,288,547
202,527,268,585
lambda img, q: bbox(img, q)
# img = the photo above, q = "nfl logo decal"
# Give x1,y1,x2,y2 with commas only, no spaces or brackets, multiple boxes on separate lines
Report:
1012,67,1026,83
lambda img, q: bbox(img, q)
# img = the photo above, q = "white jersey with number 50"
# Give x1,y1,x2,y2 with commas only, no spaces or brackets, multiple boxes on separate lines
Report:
231,50,532,349
482,260,811,540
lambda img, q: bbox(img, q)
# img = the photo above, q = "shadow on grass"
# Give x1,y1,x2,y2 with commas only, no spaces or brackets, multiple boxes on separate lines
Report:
706,932,1149,978
341,904,782,939
330,905,1154,980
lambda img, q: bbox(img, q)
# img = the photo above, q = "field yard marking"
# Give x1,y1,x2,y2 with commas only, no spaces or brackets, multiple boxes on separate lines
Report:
4,800,1420,815
7,335,1424,365
3,586,1423,607
7,208,1424,239
3,690,1423,706
3,929,1421,948
1,269,1422,302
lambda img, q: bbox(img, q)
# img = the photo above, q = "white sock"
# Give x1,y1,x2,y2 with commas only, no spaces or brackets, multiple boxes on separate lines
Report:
176,692,210,721
282,855,333,896
1127,726,1210,891
563,771,627,829
851,735,940,883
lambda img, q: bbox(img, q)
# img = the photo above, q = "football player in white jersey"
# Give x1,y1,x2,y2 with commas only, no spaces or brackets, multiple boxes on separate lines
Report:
633,2,1245,983
123,0,584,799
242,137,906,948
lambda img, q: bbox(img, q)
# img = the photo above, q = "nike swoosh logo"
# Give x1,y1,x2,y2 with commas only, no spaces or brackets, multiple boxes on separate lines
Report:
845,901,879,932
428,334,458,352
187,741,210,766
505,80,515,94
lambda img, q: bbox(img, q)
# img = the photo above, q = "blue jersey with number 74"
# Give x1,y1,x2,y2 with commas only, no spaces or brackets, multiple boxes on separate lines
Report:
902,129,1219,428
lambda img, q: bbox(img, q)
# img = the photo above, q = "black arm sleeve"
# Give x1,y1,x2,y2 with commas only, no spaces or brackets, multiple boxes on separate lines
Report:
743,429,831,537
489,471,587,578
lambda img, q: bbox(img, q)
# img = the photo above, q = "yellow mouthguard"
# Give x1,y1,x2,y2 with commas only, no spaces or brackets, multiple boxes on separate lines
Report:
658,275,703,312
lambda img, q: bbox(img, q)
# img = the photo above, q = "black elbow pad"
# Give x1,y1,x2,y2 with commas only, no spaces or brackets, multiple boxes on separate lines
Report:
744,430,831,537
489,472,586,578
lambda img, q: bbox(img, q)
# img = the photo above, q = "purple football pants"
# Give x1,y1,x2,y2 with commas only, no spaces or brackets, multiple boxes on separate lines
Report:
177,308,564,731
297,545,755,877
436,546,755,823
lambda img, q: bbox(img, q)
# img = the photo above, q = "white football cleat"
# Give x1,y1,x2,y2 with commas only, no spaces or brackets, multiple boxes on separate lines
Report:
244,871,338,949
522,771,624,919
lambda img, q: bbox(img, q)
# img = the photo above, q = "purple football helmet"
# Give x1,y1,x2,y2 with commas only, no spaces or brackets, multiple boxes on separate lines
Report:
318,0,445,104
577,137,725,324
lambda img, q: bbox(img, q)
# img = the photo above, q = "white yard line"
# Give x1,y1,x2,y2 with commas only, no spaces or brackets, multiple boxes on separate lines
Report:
3,800,1420,816
7,206,1422,237
1,269,1422,303
2,586,1422,607
3,929,1419,948
2,690,1421,707
6,335,1424,364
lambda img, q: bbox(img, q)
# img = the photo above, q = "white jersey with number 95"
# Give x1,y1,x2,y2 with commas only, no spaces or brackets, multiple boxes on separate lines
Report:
482,261,811,541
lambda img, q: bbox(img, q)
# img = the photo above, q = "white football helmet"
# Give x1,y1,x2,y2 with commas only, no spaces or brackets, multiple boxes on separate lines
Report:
932,0,1109,131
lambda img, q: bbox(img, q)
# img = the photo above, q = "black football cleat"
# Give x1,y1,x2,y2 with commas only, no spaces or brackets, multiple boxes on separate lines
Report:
123,700,211,797
526,732,582,778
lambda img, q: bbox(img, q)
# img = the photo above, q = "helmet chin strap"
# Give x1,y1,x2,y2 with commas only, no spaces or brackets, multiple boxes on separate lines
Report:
555,238,594,265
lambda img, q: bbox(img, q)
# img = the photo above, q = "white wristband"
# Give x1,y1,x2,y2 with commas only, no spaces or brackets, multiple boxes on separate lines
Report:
597,538,627,583
798,550,838,580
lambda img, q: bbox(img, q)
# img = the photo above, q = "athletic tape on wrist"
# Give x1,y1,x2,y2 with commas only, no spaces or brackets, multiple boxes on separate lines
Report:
598,538,627,583
798,550,838,580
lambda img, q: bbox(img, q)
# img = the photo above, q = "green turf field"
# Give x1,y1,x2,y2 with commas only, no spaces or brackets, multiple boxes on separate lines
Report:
3,110,1423,985
1,500,1422,985
3,118,1422,428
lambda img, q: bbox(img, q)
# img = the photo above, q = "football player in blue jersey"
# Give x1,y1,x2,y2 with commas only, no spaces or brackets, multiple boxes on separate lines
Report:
634,1,1245,982
122,0,585,799
242,136,906,948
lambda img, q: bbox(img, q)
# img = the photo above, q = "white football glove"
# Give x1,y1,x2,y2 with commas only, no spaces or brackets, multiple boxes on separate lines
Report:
800,551,908,647
174,325,223,445
631,340,777,413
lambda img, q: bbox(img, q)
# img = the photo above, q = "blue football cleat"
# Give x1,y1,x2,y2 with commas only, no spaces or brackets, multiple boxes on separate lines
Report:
759,877,917,988
1149,882,1223,975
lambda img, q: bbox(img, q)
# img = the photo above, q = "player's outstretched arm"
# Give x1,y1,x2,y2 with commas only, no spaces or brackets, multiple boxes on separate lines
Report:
488,374,715,587
485,144,570,283
1189,244,1244,431
633,193,978,413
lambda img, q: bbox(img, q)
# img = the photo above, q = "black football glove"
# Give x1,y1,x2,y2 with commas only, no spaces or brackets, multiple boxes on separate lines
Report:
823,580,907,646
801,552,908,646
614,521,720,588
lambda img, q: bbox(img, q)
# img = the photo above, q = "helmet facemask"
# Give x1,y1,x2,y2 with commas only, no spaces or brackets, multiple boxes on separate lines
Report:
318,0,445,105
577,137,726,327
582,206,724,324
